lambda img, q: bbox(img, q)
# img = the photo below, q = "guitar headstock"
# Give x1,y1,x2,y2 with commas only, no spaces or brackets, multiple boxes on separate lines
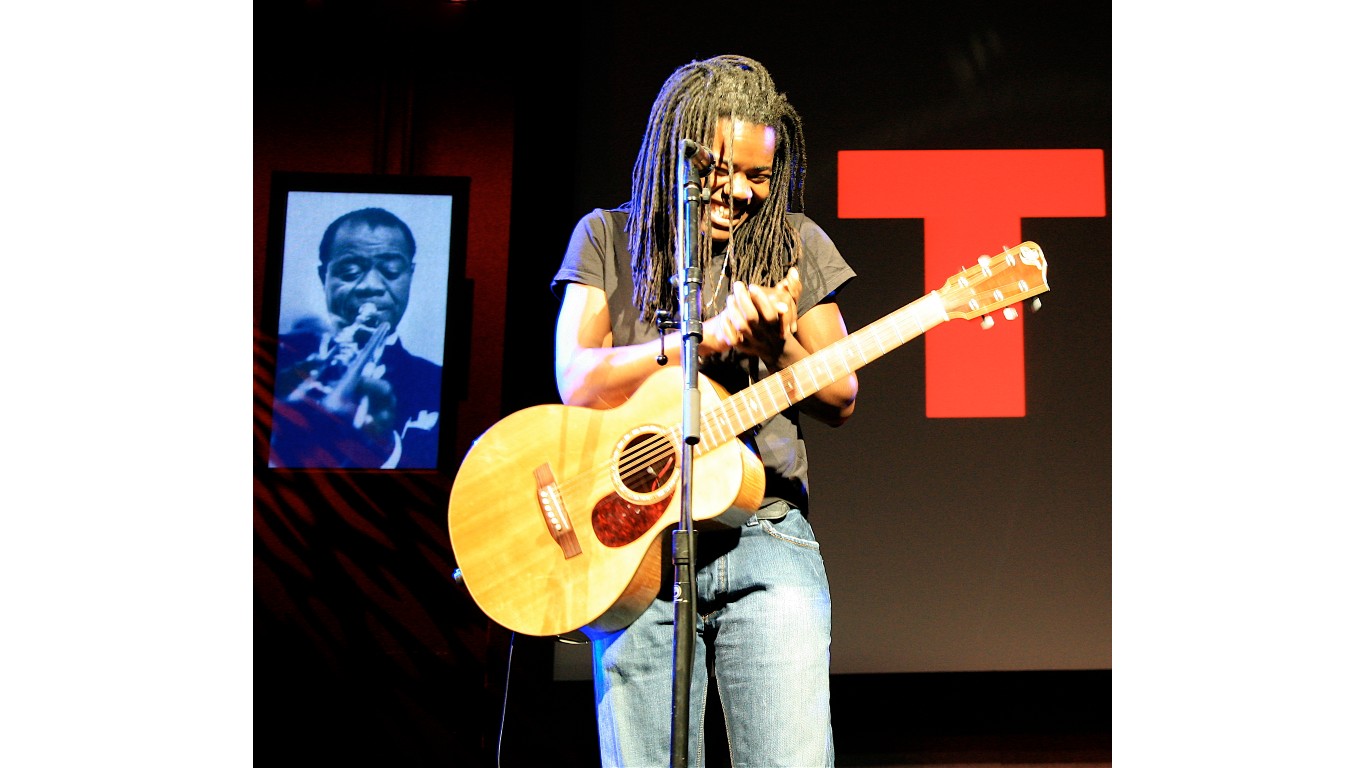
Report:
937,241,1049,324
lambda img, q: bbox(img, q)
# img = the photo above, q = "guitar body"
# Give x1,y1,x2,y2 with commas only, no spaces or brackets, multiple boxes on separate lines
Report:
447,366,766,637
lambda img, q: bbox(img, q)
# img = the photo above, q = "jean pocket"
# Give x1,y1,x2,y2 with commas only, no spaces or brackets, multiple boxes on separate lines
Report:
758,512,819,550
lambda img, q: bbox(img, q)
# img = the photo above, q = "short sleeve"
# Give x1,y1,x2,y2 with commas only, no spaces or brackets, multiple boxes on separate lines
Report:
790,214,856,315
551,209,615,298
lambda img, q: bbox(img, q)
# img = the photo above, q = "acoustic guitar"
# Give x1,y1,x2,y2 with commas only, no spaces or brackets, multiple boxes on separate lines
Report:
448,241,1049,637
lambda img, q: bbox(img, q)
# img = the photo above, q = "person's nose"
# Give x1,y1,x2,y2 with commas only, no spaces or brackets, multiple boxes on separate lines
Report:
355,264,387,293
725,173,753,202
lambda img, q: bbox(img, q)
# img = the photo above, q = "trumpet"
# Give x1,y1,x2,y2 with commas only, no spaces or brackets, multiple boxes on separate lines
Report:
286,304,392,417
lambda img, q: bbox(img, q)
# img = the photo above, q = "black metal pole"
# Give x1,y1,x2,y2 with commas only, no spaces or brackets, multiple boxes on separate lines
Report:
669,137,711,768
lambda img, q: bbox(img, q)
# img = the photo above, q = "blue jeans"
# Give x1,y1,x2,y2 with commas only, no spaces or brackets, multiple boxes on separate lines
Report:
589,503,834,767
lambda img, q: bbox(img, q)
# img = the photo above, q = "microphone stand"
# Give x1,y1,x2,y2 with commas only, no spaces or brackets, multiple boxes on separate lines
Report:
669,138,712,768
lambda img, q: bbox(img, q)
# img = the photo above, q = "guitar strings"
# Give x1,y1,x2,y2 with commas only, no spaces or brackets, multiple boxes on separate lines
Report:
553,245,1033,501
549,299,924,497
548,428,680,500
566,248,991,492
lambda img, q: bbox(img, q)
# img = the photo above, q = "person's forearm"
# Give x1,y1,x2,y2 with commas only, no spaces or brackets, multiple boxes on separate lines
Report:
764,335,858,427
557,305,742,408
558,331,693,408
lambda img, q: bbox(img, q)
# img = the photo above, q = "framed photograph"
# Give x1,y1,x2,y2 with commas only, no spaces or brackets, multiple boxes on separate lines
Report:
260,172,471,471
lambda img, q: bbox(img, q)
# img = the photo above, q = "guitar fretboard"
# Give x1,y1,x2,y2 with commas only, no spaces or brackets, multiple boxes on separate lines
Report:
696,291,948,453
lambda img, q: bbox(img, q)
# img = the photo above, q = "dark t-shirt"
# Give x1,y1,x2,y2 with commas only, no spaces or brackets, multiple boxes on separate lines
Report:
551,206,855,511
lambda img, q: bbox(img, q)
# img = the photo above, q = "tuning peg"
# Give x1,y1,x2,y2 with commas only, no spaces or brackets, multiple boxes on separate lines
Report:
980,314,995,330
1030,298,1042,312
1003,307,1018,321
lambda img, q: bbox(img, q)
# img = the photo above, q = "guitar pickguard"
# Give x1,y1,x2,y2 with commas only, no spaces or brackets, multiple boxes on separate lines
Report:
591,490,674,547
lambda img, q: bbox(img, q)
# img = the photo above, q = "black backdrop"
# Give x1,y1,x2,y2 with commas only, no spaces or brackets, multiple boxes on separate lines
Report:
498,1,1112,680
254,0,1111,764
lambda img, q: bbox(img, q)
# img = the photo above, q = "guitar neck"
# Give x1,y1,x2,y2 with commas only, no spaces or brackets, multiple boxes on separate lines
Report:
697,291,947,452
692,240,1050,452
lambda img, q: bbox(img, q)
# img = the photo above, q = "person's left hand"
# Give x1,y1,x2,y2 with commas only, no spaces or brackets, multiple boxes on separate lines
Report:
716,267,802,366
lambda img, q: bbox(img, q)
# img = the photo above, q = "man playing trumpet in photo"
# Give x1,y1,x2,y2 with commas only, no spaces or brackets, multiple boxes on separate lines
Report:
269,207,441,469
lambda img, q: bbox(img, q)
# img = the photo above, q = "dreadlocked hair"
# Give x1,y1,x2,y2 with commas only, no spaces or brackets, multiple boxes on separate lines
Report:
625,54,808,322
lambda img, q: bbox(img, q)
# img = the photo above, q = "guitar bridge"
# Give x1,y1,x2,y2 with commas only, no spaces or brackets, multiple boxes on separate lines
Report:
534,463,582,559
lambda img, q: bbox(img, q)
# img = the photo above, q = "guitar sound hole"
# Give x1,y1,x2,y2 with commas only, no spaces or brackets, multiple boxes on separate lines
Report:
618,433,676,495
594,430,678,548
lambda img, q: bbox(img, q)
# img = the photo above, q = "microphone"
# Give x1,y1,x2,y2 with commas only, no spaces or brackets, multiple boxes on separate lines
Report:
681,139,715,176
